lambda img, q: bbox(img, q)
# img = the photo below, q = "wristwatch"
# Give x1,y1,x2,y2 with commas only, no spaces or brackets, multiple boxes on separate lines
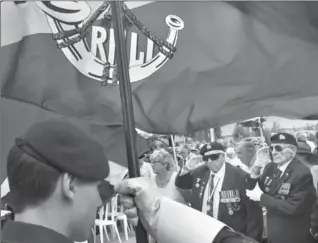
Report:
310,228,318,240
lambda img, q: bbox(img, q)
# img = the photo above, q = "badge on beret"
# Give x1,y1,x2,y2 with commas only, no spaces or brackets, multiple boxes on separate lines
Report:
207,144,211,149
279,134,286,140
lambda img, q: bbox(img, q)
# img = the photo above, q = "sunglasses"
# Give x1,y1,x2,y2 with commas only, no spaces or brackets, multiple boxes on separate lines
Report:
202,153,222,162
269,145,285,152
150,160,162,165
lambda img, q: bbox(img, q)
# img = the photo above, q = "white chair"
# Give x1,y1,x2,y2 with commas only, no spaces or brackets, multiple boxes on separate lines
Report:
109,194,130,241
95,203,121,243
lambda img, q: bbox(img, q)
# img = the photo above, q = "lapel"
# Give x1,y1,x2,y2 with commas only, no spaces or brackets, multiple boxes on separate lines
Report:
272,158,296,195
218,163,232,220
192,166,210,211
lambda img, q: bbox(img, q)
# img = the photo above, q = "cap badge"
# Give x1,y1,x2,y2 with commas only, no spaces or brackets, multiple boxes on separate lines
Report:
207,144,211,149
279,134,286,140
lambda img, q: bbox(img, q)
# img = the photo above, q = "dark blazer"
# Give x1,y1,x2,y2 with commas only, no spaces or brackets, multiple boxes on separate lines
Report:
175,163,263,241
246,158,316,243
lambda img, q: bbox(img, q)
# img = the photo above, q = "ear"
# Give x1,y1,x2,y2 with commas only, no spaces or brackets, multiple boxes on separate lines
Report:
61,173,76,200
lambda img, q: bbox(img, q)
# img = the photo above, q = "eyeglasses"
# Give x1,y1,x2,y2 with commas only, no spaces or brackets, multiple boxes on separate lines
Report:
202,153,222,162
150,160,161,165
269,145,284,152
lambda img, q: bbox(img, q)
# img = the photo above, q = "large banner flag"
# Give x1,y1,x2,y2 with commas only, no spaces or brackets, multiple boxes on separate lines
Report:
1,1,318,135
0,98,149,195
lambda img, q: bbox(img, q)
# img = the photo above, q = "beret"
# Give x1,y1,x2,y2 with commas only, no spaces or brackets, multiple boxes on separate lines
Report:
271,133,297,147
13,120,110,181
200,142,225,156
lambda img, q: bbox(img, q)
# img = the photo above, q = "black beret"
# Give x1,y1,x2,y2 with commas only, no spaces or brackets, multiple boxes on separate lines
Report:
13,120,110,181
271,132,297,147
200,142,225,156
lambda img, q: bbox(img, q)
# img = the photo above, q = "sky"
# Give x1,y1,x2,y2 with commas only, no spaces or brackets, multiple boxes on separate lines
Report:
222,116,318,136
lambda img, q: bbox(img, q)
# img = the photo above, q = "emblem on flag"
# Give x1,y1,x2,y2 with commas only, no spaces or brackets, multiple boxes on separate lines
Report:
34,1,184,85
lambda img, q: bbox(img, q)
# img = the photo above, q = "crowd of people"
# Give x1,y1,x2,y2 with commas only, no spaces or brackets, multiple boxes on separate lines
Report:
124,130,318,243
1,120,318,243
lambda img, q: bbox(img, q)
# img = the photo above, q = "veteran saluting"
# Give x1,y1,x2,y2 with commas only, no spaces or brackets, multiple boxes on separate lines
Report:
175,142,262,242
246,133,316,243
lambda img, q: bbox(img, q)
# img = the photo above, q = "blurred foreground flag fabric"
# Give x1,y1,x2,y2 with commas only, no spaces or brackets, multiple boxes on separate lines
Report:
0,99,149,188
1,1,318,134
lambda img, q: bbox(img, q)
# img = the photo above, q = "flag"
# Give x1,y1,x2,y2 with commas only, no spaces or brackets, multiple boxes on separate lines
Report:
1,1,318,135
0,98,149,195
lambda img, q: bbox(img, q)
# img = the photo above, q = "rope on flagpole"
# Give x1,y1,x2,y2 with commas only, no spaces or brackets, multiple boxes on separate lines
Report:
53,1,110,43
122,4,176,59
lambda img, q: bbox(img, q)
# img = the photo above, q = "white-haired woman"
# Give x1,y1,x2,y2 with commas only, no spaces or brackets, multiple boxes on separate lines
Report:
149,150,185,204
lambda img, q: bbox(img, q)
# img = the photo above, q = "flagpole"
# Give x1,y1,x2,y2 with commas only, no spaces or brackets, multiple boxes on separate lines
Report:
259,117,265,146
111,2,149,243
171,135,178,163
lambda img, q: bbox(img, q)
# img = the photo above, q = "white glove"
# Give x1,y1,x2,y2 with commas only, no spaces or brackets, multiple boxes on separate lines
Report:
246,183,264,202
115,177,160,237
115,177,226,243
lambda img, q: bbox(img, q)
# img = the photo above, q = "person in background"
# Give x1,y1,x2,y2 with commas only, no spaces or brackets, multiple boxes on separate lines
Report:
179,145,195,169
1,120,114,243
246,132,316,243
116,177,259,243
225,147,249,172
297,132,316,153
150,150,185,204
297,141,318,189
235,141,257,169
175,142,263,241
139,151,154,179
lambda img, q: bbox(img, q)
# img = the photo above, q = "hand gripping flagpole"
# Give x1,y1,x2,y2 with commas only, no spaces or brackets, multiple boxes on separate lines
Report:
111,1,149,243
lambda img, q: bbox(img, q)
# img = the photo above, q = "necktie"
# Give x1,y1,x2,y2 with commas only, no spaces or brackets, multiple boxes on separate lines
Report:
274,168,282,180
207,174,215,217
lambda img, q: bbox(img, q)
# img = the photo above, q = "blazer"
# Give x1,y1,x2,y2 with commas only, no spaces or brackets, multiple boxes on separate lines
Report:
246,158,316,243
175,163,263,241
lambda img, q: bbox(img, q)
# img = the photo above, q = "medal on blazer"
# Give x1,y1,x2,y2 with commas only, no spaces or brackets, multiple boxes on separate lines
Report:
265,187,270,192
278,182,291,195
195,178,201,188
199,181,206,198
220,190,241,215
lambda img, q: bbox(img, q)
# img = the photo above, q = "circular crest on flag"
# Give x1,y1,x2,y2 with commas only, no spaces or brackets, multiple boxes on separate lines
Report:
34,1,184,85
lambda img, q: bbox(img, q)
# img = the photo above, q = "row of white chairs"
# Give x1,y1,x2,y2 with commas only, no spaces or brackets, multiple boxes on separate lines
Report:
93,194,132,243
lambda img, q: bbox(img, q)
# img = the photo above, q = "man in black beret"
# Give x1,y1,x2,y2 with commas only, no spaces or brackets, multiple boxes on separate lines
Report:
1,120,114,243
246,132,316,243
175,142,263,242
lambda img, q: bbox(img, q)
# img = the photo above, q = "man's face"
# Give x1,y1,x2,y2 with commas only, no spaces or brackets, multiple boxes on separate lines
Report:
236,145,253,166
203,153,225,173
270,143,295,165
180,148,189,159
69,180,102,241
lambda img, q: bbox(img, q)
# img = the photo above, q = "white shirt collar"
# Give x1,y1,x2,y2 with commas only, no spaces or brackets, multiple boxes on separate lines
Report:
278,159,293,175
